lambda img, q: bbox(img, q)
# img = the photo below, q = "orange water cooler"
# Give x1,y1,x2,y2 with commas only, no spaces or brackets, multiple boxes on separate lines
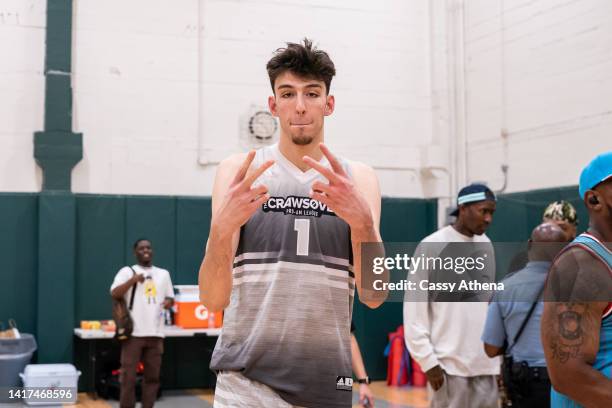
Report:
174,286,223,329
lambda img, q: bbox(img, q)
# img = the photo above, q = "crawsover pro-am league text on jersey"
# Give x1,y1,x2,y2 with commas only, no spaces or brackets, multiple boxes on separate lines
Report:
210,144,356,407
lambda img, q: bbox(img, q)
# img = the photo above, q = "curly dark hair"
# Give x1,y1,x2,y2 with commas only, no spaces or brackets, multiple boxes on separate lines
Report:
266,38,336,94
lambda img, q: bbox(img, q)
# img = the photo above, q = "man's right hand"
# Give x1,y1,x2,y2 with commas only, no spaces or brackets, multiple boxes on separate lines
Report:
425,365,445,391
132,274,145,284
212,151,274,237
111,271,145,300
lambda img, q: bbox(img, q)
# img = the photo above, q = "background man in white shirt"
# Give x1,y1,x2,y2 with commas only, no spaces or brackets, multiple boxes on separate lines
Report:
111,238,174,408
404,184,500,408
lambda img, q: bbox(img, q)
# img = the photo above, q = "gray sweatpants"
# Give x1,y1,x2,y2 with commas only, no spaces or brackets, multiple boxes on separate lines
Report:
428,374,499,408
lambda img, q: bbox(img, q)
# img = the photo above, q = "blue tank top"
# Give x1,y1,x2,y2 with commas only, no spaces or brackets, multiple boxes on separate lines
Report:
551,233,612,408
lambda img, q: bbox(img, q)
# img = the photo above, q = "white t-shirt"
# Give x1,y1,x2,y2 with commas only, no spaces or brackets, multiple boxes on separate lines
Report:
403,225,501,376
110,265,174,338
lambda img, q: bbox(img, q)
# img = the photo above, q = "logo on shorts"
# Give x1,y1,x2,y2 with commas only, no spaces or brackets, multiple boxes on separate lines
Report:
336,376,353,391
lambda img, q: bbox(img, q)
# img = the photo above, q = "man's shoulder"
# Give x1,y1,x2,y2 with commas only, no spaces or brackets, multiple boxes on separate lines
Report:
346,160,381,214
218,150,271,184
551,244,611,282
116,265,133,276
546,244,611,302
151,265,171,276
347,160,378,185
218,152,249,171
474,232,492,243
111,266,133,289
347,160,374,177
553,245,598,271
421,226,452,243
501,264,546,288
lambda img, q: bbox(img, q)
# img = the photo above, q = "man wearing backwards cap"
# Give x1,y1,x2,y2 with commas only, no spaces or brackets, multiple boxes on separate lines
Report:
542,151,612,407
404,183,499,408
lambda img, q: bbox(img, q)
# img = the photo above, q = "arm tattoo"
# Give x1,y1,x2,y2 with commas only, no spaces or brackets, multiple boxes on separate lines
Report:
550,303,587,363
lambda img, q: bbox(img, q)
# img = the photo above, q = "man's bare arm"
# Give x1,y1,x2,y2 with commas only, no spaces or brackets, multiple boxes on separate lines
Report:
483,343,504,358
541,249,612,407
303,144,385,308
351,333,367,378
349,160,386,308
111,273,144,299
198,152,273,311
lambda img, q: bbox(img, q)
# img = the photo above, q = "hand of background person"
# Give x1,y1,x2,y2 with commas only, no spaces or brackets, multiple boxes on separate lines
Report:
162,297,174,310
359,383,375,407
213,151,274,235
425,365,445,391
132,273,145,284
303,143,374,234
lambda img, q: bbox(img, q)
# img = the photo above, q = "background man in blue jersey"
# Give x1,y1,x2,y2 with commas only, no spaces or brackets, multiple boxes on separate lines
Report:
541,151,612,407
198,39,383,407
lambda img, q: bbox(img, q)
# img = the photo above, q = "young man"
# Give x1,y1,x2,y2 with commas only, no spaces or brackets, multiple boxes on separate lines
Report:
198,39,383,407
541,151,612,407
404,184,500,408
110,239,174,408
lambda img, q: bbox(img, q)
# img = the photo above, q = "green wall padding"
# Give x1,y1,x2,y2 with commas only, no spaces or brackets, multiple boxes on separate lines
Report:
74,195,213,321
75,195,126,322
0,193,38,336
125,197,177,277
487,185,587,241
487,186,587,278
0,186,585,383
175,198,212,285
37,193,76,363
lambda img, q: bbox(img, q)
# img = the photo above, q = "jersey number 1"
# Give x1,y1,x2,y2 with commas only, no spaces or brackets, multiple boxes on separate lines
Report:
294,219,310,256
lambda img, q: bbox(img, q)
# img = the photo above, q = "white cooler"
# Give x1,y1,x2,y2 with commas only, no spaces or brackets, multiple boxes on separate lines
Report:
19,364,80,405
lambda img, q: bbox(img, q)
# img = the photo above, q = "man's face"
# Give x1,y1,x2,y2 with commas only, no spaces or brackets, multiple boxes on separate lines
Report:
134,240,153,264
593,178,612,220
543,218,576,241
460,201,496,236
268,71,334,146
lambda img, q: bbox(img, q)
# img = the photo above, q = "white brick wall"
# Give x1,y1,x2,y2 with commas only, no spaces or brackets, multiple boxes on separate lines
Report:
71,0,205,195
71,0,431,196
463,0,612,193
0,0,46,191
0,0,609,198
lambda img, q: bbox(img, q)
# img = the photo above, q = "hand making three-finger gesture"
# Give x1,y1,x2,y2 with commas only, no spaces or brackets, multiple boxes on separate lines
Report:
303,143,374,236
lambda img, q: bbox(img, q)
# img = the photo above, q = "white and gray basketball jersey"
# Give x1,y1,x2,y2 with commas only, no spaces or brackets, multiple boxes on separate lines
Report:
210,143,355,407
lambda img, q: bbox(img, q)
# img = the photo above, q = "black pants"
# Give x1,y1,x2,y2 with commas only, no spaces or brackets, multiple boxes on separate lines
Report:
507,378,550,408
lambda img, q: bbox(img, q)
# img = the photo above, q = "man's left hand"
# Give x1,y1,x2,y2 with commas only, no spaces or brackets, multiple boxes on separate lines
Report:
359,383,375,407
303,143,374,236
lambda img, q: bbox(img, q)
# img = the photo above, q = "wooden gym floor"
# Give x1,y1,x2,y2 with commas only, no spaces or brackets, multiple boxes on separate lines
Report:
44,381,428,408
